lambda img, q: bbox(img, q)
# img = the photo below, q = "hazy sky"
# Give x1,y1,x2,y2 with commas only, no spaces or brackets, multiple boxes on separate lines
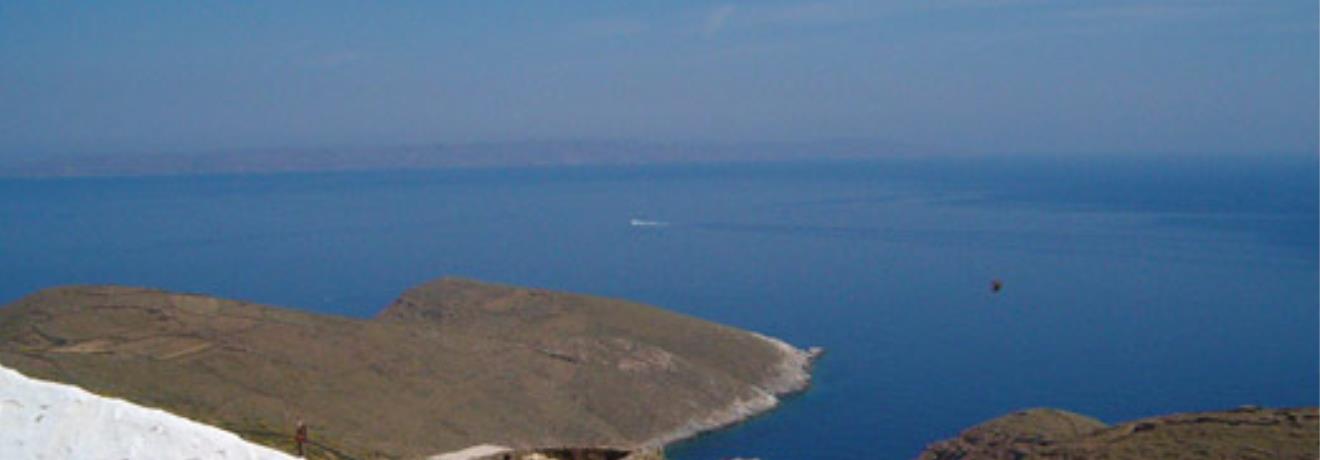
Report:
1,1,1315,157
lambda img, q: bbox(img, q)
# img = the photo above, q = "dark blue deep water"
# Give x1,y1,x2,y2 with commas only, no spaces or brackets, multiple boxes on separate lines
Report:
1,155,1316,459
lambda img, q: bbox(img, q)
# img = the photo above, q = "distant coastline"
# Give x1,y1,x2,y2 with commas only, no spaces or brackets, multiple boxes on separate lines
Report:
0,140,923,178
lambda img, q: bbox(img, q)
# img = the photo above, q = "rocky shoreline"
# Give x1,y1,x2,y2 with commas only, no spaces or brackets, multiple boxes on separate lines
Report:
432,335,822,460
645,334,824,448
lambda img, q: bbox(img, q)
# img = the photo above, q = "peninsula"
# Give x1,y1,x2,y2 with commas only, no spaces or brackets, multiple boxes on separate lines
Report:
0,278,820,459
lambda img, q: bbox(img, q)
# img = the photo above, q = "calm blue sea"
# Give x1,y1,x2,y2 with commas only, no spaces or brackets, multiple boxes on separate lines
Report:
1,155,1316,459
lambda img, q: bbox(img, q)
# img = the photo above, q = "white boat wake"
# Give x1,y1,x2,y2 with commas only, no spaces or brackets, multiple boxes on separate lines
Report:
629,218,670,227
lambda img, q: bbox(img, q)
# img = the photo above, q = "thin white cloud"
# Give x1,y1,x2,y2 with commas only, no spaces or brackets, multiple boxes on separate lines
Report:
696,1,883,36
745,1,869,27
704,5,738,37
574,18,650,39
1065,3,1235,22
315,51,362,69
922,0,1049,9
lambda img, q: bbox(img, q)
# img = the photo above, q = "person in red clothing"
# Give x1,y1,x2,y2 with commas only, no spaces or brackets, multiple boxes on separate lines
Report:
294,420,308,457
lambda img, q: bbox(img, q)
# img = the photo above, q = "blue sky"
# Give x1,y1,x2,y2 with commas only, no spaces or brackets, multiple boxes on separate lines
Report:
0,1,1315,157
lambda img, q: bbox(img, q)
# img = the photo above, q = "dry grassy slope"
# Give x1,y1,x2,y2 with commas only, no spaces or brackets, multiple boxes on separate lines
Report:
918,406,1319,460
0,279,804,460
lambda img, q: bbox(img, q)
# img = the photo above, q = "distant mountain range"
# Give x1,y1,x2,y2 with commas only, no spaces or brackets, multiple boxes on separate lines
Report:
1,140,929,178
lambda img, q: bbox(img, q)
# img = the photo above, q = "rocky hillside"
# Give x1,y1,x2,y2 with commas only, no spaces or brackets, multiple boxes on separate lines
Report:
0,278,818,459
918,406,1318,459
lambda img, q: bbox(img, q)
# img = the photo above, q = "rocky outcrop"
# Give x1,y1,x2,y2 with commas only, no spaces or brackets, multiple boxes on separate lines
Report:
918,409,1107,460
918,406,1319,460
0,278,819,459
